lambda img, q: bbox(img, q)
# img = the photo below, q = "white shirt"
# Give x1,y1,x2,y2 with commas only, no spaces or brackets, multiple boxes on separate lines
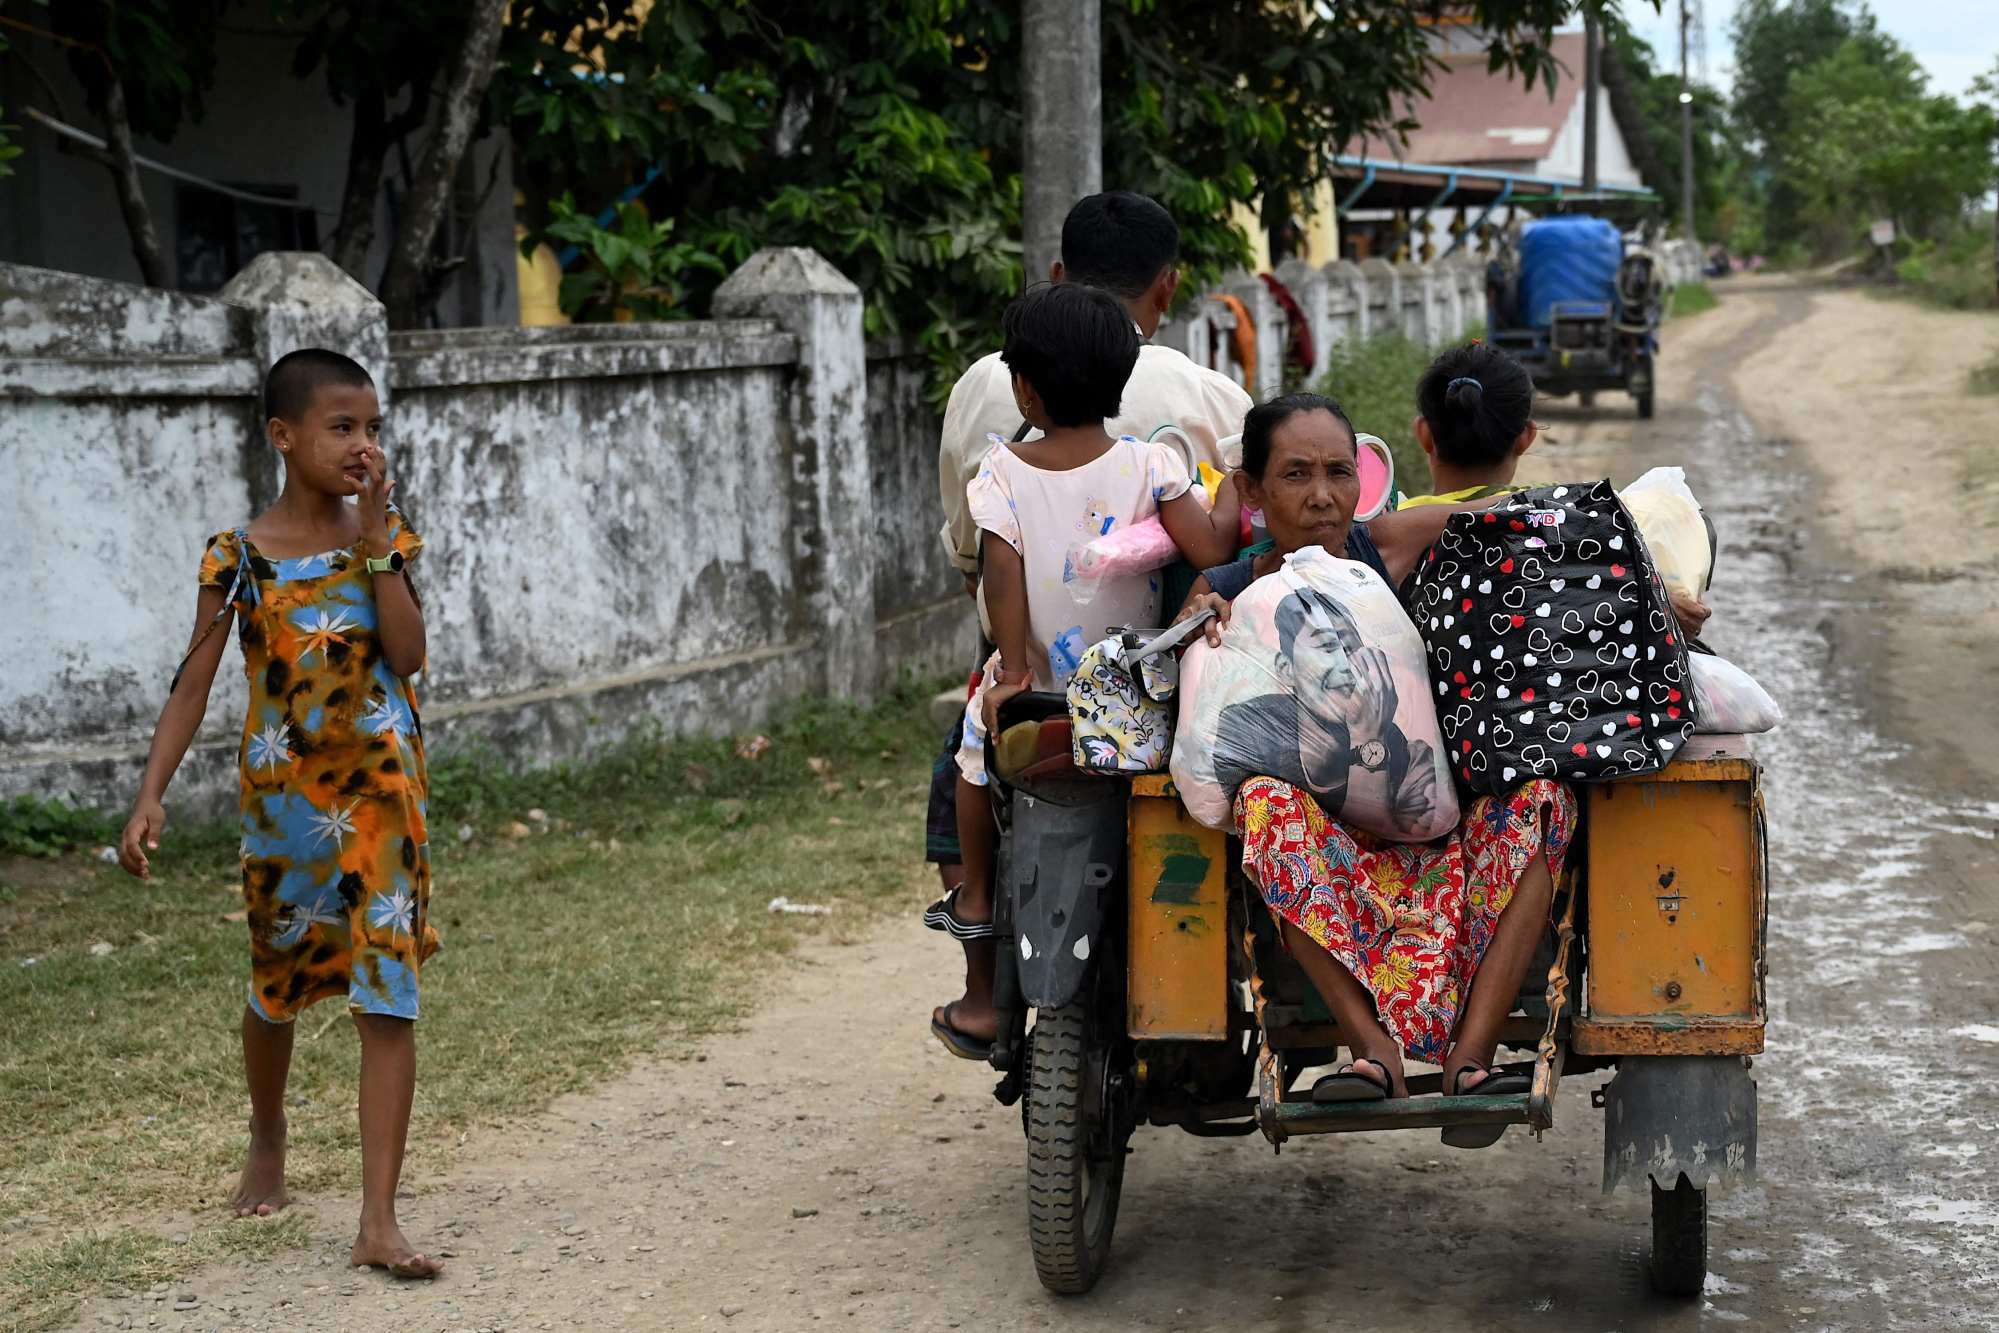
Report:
936,341,1254,574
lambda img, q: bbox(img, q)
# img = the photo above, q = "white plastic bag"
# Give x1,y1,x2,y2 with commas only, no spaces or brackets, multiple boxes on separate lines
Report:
1621,466,1712,600
1689,653,1782,734
1170,547,1459,839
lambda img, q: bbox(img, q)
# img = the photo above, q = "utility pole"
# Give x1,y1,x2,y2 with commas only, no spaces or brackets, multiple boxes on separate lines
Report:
1021,0,1102,285
1680,0,1698,242
1582,16,1600,194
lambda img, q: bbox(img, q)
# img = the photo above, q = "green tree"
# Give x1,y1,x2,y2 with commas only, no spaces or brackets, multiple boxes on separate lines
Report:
1772,36,1994,256
0,35,20,181
37,1,228,286
1972,60,1999,305
277,0,473,282
1727,0,1908,249
503,0,1638,395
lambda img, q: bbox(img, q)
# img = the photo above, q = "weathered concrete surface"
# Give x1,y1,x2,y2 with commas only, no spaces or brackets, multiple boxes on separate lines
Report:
867,341,975,690
0,254,966,815
715,247,877,704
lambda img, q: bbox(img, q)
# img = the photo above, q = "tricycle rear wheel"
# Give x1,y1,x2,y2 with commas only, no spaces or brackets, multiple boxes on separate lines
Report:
1025,1002,1127,1294
1648,1174,1708,1297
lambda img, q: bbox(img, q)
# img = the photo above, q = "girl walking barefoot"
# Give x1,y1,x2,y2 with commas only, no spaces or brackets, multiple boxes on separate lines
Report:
119,348,443,1279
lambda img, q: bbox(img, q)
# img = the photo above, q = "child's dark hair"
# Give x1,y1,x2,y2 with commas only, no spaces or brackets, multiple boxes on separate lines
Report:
1239,392,1355,479
265,348,375,424
1415,343,1534,467
1060,191,1179,298
1000,283,1141,428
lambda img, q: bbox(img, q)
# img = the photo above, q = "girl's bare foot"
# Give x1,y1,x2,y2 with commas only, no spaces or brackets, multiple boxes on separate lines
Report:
227,1118,291,1217
351,1220,443,1279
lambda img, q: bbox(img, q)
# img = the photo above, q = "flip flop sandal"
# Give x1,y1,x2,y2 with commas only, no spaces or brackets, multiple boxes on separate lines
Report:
930,1004,994,1062
1440,1061,1531,1150
1311,1058,1394,1103
922,886,996,941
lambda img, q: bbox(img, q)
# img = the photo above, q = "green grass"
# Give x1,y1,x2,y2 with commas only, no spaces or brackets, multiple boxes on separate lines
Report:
1313,325,1484,497
0,684,946,1331
0,797,115,859
1670,282,1718,319
1890,222,1997,312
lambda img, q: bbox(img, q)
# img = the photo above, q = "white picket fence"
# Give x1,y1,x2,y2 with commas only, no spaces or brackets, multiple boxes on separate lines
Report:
1159,239,1704,398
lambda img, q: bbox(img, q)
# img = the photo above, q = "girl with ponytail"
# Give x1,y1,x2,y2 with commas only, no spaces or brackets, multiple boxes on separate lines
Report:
1401,342,1539,508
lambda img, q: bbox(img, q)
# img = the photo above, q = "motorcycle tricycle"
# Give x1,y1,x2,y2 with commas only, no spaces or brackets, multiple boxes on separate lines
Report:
982,689,1766,1298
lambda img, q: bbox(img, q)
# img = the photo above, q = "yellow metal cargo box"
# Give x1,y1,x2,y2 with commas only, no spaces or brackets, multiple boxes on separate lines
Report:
1576,742,1767,1056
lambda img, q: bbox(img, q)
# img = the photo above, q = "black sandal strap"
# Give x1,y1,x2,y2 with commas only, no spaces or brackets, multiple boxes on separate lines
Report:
922,886,995,940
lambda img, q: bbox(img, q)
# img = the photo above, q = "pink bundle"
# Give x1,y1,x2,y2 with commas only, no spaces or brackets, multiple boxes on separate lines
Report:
1064,506,1251,605
1063,431,1396,606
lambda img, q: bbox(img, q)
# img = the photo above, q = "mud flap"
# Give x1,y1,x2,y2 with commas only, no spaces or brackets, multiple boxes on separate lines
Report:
1602,1055,1758,1194
1009,791,1124,1010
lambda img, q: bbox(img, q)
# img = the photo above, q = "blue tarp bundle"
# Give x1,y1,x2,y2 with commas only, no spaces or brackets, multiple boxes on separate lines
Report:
1517,216,1623,327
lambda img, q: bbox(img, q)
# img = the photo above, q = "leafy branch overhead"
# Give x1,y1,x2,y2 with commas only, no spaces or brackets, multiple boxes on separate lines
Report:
502,0,1630,397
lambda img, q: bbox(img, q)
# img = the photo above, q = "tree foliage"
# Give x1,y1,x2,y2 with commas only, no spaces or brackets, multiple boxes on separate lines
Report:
49,0,226,143
1779,39,1994,248
503,0,1632,395
1722,1,1997,260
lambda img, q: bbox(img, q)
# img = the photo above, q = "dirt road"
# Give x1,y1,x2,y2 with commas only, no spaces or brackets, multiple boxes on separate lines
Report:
69,283,1999,1332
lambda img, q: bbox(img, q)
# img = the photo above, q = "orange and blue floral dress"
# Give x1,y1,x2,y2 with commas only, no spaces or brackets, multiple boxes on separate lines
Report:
200,509,438,1023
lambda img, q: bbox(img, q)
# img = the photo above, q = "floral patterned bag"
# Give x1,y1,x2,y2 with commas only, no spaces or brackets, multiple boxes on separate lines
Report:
1067,613,1215,773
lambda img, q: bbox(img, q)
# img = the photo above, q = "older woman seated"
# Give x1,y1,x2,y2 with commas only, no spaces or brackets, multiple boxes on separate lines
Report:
1176,350,1702,1147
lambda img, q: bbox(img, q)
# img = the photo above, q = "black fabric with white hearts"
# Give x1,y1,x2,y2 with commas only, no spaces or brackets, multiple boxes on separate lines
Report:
1409,480,1699,796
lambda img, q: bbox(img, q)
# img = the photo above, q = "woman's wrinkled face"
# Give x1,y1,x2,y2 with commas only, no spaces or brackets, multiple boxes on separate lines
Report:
1240,410,1361,557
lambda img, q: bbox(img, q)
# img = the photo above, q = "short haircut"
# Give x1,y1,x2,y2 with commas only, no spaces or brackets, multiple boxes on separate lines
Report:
1239,392,1356,479
264,348,376,424
1060,192,1179,299
1000,283,1142,429
1415,342,1534,468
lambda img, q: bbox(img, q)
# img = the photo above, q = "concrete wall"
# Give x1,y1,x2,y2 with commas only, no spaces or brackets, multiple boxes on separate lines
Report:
866,341,971,690
0,250,967,816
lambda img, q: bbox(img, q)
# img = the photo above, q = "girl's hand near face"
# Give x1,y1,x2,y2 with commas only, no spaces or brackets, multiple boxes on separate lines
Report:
357,446,396,554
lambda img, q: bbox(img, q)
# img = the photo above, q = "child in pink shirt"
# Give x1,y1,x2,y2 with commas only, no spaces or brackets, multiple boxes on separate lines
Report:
930,283,1237,1058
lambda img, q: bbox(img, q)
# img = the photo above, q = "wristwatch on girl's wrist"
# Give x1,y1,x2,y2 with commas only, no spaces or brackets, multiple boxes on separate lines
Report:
365,549,405,576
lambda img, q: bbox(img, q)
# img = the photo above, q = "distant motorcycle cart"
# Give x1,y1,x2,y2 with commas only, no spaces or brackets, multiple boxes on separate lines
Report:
1486,214,1670,419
